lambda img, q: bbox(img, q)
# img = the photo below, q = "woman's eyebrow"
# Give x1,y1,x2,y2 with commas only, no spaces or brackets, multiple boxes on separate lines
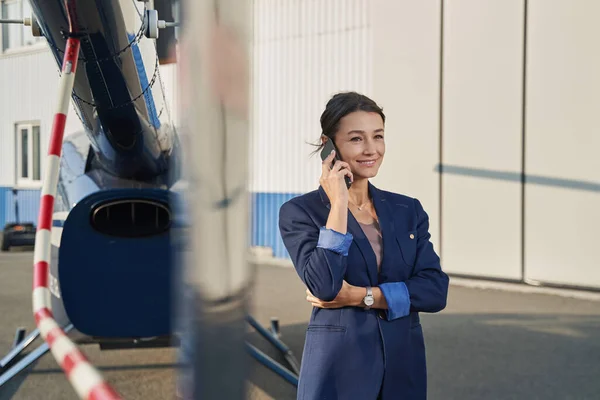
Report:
347,128,385,134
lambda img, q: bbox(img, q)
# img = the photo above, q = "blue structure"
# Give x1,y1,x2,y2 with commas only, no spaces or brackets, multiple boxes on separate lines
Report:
0,187,41,229
0,187,299,259
251,192,300,259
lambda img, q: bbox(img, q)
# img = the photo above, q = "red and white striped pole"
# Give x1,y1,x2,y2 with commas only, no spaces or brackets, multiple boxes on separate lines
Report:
32,35,122,400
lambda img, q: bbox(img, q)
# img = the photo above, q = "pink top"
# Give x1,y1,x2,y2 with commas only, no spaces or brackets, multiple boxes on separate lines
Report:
358,221,383,271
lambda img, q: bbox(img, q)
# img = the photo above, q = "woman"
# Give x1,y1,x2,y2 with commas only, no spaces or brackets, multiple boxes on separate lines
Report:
278,92,449,400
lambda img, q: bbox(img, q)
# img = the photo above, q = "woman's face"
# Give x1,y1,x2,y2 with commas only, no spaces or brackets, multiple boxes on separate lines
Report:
330,110,385,181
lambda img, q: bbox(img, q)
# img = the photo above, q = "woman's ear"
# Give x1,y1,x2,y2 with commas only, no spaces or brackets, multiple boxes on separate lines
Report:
321,135,328,145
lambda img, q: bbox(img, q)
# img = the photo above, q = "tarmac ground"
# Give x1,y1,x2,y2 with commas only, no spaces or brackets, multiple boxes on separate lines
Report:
1,249,599,400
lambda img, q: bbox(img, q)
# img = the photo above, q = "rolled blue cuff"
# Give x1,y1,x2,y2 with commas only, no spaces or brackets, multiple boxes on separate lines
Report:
380,282,411,321
316,227,353,256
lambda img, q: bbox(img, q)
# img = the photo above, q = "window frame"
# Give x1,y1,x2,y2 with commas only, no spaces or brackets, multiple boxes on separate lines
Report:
15,121,42,188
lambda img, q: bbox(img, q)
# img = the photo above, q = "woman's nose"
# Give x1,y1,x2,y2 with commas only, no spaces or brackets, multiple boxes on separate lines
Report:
363,141,376,155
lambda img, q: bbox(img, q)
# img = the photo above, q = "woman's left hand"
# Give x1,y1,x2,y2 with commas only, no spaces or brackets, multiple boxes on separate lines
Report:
306,281,361,308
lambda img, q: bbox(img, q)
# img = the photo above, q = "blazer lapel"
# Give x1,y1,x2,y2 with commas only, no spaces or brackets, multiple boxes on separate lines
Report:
368,183,395,282
318,186,379,286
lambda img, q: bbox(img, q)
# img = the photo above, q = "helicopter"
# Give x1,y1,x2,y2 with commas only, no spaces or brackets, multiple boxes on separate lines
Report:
0,1,299,398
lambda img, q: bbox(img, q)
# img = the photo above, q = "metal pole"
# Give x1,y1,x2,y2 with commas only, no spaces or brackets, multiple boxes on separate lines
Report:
246,343,299,387
0,329,39,370
31,2,121,394
177,0,253,398
0,19,23,24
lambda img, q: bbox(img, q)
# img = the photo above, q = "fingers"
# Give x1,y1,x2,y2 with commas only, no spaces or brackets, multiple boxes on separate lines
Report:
306,294,320,307
330,160,350,172
321,151,349,174
321,150,336,174
320,150,354,187
331,164,354,185
324,161,353,182
306,292,337,309
306,293,319,303
307,296,325,308
342,167,354,184
332,161,353,183
306,290,325,307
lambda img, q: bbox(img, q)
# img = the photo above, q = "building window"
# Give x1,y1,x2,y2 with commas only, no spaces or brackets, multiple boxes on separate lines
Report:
1,0,43,52
16,122,41,186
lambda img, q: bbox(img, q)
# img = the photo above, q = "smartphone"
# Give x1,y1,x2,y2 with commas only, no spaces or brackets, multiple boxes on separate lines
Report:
320,139,352,189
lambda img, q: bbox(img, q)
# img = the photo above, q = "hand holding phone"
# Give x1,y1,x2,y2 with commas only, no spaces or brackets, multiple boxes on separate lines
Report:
320,140,352,189
319,140,352,233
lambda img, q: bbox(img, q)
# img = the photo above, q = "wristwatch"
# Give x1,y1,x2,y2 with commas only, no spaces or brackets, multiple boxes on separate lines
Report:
363,287,374,310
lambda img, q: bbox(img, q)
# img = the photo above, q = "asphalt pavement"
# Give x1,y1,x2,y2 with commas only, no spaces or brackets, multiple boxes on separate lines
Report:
1,249,599,400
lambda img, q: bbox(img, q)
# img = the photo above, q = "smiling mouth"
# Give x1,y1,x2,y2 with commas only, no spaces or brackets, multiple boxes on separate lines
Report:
357,160,377,167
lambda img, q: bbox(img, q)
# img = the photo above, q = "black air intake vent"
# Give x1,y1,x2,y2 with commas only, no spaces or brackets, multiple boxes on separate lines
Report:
91,200,171,237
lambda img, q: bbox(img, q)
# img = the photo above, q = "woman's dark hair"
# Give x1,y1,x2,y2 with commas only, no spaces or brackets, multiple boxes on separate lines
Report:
311,91,385,155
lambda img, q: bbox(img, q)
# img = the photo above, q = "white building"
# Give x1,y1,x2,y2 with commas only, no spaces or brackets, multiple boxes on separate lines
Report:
2,0,599,290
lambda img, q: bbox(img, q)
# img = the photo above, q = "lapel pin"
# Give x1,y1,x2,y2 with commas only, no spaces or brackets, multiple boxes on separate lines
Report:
409,234,415,240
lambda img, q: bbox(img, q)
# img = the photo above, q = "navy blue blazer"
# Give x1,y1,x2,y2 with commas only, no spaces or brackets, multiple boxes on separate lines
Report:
278,183,449,400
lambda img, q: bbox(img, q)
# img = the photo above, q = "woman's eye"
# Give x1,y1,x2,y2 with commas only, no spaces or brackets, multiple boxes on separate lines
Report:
350,136,362,142
375,135,384,139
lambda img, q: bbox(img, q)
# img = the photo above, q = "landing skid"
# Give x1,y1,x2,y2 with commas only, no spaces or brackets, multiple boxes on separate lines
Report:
246,315,300,387
0,316,300,390
1,327,40,371
0,325,73,388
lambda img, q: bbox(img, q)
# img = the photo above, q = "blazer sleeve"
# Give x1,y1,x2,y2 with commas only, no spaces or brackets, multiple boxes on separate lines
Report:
278,200,349,301
404,198,449,313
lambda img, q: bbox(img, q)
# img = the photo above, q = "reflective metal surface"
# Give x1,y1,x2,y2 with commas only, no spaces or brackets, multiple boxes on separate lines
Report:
29,0,180,184
176,0,253,397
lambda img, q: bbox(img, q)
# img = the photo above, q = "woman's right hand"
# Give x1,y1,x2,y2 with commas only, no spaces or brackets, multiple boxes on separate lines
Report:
320,150,353,206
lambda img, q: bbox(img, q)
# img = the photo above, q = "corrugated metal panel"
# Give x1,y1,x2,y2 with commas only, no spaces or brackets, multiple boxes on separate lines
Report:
0,47,85,187
250,0,372,257
251,192,299,258
0,186,40,228
1,2,374,259
251,0,372,194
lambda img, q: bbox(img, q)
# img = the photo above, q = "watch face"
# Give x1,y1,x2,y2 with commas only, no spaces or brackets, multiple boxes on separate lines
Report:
364,296,374,306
